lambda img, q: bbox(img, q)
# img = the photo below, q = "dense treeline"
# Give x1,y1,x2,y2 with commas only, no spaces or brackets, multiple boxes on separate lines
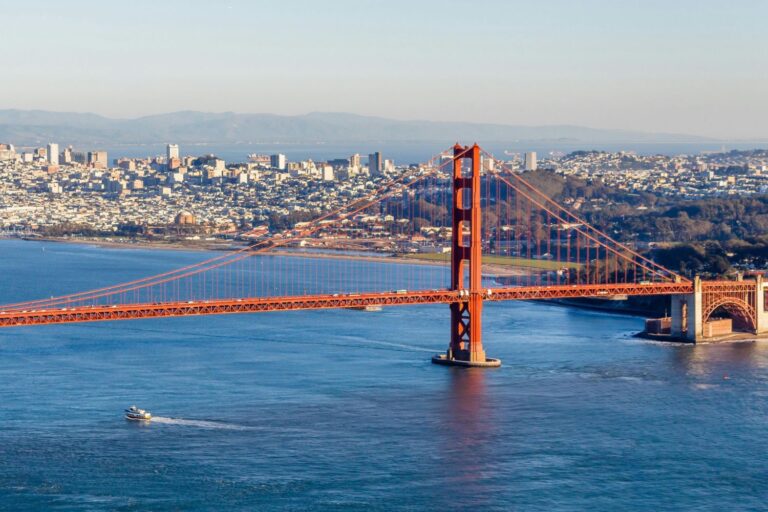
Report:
40,223,108,237
588,197,768,243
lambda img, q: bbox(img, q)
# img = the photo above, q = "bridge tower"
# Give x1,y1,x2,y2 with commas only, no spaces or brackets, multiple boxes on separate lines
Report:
432,144,501,368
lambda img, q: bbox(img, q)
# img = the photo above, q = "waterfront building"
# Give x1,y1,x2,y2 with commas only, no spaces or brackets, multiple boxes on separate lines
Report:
175,211,197,225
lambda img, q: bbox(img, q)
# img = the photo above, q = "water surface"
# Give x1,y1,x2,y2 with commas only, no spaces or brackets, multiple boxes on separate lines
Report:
0,240,766,510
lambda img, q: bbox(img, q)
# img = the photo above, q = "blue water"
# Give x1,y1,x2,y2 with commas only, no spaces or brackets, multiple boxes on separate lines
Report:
1,240,766,511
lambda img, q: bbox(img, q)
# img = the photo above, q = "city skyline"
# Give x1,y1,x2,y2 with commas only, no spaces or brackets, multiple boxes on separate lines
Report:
2,0,767,139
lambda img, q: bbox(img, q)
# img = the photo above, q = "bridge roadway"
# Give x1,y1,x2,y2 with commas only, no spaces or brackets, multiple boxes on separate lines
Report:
0,282,693,328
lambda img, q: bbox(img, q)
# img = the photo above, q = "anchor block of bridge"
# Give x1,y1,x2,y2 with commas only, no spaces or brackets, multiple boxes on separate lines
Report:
670,275,768,342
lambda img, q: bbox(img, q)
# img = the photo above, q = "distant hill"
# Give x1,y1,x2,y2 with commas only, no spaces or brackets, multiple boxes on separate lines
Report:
0,109,714,146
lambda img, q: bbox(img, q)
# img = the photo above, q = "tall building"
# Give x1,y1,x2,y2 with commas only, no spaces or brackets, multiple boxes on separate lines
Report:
321,164,335,181
47,143,59,165
524,151,537,171
71,151,86,164
368,152,382,176
87,150,108,169
166,144,179,161
270,153,287,170
350,153,361,170
62,146,73,164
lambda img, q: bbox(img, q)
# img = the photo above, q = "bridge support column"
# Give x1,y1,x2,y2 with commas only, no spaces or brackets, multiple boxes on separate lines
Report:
670,277,702,342
755,275,768,334
433,144,500,368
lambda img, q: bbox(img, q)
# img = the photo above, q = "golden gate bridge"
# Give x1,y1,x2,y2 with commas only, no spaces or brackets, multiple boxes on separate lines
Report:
1,144,765,366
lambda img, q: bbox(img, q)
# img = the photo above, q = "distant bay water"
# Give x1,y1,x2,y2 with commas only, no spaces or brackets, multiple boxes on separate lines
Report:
58,140,768,165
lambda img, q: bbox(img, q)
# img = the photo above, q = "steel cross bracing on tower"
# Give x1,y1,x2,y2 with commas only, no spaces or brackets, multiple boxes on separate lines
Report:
0,143,709,361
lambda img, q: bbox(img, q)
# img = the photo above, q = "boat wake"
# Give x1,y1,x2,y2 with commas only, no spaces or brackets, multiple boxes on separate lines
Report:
150,416,252,430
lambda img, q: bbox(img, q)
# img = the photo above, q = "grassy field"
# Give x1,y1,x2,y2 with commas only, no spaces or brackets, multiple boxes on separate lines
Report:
403,252,582,270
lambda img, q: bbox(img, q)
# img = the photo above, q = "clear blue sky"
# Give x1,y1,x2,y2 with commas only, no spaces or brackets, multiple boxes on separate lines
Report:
2,0,767,138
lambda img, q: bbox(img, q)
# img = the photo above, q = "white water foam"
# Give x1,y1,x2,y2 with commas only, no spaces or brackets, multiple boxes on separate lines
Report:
150,416,252,430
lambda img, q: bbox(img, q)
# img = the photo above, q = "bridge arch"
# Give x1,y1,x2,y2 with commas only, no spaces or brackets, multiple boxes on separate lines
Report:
702,297,756,332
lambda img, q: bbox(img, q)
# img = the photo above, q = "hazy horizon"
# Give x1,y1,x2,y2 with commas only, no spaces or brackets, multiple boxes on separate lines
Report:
0,108,765,142
2,0,767,139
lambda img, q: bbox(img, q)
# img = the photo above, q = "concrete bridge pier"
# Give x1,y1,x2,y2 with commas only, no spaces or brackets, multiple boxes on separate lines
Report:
754,275,768,335
670,275,768,342
670,277,702,342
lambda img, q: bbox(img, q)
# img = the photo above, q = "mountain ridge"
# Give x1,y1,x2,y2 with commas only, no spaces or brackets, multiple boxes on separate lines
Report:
0,109,717,145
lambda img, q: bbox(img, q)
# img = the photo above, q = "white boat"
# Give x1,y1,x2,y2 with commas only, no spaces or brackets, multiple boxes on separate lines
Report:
125,405,152,421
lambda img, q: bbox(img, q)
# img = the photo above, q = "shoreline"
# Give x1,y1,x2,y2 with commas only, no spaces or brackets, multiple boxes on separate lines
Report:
635,330,768,344
6,235,532,277
17,236,240,253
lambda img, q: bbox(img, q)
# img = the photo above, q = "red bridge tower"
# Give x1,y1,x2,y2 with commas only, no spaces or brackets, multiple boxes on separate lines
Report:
433,144,501,368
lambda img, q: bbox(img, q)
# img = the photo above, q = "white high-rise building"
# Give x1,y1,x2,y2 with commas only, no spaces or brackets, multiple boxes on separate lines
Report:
524,151,537,171
321,164,335,181
167,144,179,161
47,143,59,165
270,153,287,170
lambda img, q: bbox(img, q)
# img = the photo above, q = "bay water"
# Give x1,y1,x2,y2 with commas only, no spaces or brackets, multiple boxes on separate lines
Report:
0,240,766,510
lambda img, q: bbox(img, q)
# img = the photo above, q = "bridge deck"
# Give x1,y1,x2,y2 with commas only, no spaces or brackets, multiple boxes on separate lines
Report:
0,282,693,328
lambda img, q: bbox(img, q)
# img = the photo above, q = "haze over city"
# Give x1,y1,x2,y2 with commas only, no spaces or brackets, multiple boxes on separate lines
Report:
2,0,767,139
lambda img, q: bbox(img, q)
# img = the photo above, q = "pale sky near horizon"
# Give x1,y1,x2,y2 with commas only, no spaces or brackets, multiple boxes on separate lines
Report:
2,0,767,139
